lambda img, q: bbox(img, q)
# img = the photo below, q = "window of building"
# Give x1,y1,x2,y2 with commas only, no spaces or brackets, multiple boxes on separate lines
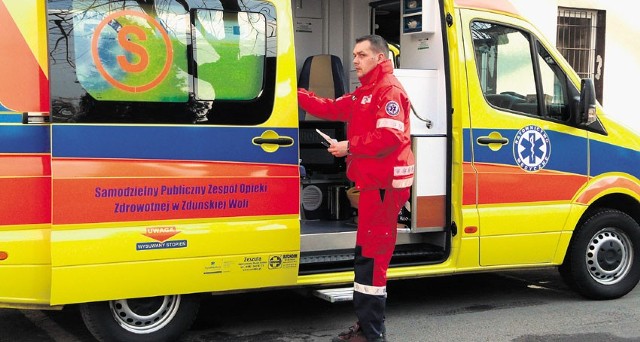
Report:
556,7,606,103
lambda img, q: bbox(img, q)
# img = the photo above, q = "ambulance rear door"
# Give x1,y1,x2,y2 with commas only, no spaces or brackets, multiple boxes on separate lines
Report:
0,0,52,305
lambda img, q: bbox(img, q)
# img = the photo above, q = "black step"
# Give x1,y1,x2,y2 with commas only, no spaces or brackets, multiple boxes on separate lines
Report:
298,243,445,275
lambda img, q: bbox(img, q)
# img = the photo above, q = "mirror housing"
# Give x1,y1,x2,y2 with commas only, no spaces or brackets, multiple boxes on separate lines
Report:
577,78,597,125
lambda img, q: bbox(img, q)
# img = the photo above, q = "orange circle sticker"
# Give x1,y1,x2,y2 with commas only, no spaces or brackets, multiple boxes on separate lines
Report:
91,10,173,93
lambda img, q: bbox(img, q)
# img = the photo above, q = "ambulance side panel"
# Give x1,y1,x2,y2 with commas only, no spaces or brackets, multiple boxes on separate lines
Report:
0,0,52,307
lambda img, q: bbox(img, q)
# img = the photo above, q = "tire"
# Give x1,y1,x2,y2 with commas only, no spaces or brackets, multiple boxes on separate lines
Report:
80,294,200,342
559,209,640,300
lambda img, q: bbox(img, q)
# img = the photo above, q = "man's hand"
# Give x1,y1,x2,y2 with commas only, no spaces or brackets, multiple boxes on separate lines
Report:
328,140,349,157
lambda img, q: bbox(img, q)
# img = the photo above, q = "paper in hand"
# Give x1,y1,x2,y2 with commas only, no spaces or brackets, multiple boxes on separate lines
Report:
316,129,337,146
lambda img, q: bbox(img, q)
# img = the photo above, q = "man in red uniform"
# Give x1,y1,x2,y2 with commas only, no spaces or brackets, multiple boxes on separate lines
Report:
298,35,415,342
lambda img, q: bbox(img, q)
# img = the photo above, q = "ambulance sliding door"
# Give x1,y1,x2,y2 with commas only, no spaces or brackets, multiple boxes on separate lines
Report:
47,0,300,305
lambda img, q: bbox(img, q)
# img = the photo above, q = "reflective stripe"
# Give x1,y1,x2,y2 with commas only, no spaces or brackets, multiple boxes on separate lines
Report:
376,118,404,132
354,282,387,296
394,165,415,176
392,177,413,188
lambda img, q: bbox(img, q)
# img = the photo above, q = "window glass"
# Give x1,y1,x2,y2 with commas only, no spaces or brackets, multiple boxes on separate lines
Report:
537,41,571,121
471,21,539,116
72,0,190,102
48,0,277,125
193,10,265,100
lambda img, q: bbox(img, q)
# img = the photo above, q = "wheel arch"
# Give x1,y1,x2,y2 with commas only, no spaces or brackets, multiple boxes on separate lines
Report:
577,190,640,230
573,173,640,229
562,192,640,265
555,182,640,266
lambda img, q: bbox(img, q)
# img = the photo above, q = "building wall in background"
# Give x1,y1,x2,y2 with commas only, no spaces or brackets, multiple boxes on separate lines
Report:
512,0,640,133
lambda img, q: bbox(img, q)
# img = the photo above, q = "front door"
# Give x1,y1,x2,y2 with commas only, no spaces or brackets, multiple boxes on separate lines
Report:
460,9,589,266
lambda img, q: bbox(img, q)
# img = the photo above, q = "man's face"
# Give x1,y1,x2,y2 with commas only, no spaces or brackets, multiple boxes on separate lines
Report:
352,40,383,78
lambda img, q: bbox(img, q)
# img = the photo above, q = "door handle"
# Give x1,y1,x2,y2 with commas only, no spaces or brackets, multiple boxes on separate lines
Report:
252,137,294,145
477,137,508,145
252,130,294,153
476,132,509,151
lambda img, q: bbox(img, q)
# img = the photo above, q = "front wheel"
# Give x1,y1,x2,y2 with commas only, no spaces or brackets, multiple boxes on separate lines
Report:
560,209,640,299
80,294,200,342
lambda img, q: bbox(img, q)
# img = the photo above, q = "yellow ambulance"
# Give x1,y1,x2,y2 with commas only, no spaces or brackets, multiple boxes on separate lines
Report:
0,0,638,340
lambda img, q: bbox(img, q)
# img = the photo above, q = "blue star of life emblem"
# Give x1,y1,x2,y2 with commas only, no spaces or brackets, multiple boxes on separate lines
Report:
513,125,551,172
385,101,400,116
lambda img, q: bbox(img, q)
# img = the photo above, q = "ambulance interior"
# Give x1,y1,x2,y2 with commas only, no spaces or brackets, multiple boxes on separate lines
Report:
294,0,449,274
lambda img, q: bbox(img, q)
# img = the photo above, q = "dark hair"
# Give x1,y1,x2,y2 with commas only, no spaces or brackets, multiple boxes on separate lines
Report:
355,34,390,59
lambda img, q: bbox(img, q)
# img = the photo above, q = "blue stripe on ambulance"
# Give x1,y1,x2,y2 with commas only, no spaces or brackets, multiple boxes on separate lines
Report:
590,139,640,178
464,128,588,175
0,125,50,153
52,125,299,164
0,113,23,123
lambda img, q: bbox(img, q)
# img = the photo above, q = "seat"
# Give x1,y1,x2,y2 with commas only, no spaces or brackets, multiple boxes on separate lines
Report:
298,54,347,121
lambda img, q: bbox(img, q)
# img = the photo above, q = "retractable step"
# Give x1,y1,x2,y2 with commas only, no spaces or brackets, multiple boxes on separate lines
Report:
313,287,354,303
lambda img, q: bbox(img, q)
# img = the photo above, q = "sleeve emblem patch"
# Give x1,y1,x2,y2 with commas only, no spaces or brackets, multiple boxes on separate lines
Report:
385,101,400,116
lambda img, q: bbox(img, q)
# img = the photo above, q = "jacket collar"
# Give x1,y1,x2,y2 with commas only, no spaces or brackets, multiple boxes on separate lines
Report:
358,59,393,86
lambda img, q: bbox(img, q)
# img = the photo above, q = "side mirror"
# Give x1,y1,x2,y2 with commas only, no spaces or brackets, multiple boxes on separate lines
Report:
578,78,597,125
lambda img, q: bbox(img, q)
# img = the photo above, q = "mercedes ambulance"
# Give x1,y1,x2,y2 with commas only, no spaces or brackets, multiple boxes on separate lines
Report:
1,0,639,341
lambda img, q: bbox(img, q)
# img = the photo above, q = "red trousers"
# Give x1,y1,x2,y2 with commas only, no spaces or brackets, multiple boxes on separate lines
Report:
353,187,410,341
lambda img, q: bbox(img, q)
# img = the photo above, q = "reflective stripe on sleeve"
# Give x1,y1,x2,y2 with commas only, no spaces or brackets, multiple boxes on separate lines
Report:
392,178,414,188
394,165,415,176
354,282,387,297
376,118,404,132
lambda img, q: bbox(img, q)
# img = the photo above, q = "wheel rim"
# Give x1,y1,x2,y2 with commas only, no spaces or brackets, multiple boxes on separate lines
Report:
585,227,633,285
109,295,181,334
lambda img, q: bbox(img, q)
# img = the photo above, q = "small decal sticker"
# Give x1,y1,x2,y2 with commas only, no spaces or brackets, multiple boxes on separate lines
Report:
137,226,187,250
385,101,400,116
268,253,298,270
136,240,187,251
268,255,283,269
513,125,551,172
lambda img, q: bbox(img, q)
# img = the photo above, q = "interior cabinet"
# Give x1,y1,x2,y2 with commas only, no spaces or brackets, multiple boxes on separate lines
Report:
402,0,436,34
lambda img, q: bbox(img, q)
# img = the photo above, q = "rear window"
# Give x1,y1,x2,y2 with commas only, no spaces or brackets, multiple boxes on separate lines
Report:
48,0,277,125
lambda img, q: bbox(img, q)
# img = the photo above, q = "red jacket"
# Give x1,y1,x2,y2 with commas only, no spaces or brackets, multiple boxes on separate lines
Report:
298,60,415,190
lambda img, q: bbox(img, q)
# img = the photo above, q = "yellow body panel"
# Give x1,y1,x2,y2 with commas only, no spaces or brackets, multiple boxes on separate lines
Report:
480,233,561,266
52,217,298,266
0,226,51,305
52,251,298,305
51,216,300,304
3,0,48,76
478,203,573,236
261,1,298,129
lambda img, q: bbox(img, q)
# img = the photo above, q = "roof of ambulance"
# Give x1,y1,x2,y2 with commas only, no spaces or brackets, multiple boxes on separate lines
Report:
454,0,520,16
